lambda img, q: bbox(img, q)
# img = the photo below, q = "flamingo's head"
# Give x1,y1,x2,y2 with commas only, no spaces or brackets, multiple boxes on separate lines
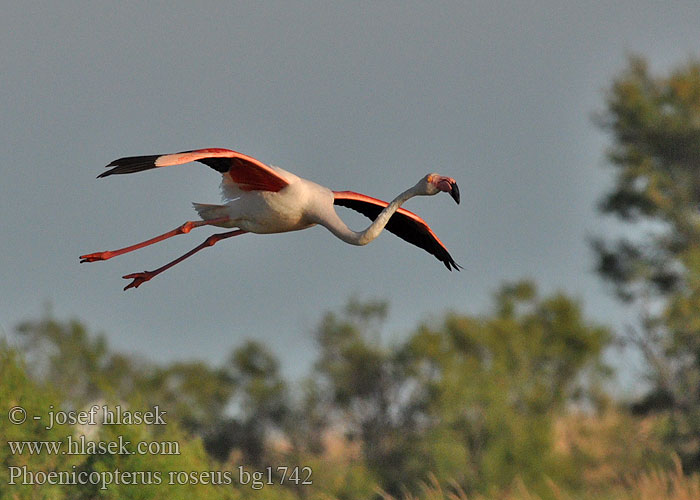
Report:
422,174,460,204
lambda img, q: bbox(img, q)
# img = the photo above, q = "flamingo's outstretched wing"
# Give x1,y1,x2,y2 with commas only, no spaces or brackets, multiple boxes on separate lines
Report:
333,191,461,271
99,148,289,192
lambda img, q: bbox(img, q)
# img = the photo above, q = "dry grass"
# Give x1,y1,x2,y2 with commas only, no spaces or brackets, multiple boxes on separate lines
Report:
377,474,551,500
553,409,670,489
375,458,700,500
321,409,696,500
615,456,700,500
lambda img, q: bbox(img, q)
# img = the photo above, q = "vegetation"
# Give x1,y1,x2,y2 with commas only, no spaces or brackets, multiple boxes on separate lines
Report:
3,55,700,498
0,285,672,499
593,56,700,471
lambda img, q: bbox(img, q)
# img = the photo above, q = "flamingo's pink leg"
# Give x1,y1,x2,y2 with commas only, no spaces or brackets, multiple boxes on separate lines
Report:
79,217,230,263
122,229,247,290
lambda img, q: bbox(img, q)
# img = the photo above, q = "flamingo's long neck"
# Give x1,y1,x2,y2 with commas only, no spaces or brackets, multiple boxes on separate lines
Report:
322,184,421,246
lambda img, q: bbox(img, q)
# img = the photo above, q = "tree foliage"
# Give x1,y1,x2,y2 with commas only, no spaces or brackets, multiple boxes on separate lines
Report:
2,286,612,498
593,56,700,300
313,285,609,495
0,341,240,500
401,283,609,492
594,55,700,469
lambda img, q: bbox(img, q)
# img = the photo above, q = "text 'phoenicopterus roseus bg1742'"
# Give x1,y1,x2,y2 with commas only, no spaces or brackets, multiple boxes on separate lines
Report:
80,148,461,290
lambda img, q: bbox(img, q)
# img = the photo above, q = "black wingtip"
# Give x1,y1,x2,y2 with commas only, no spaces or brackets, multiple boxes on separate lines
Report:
450,182,460,204
445,258,463,271
96,155,162,179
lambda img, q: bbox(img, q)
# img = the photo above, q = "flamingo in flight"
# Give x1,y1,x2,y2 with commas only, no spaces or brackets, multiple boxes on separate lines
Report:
80,148,461,290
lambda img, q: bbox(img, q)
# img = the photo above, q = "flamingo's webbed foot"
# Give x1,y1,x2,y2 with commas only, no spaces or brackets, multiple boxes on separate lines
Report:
80,251,113,263
122,271,154,290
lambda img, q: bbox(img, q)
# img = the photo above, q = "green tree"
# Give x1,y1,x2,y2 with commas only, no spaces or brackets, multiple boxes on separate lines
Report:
210,340,289,466
0,342,77,500
0,341,239,500
313,289,609,496
13,312,237,447
402,282,610,493
593,56,700,468
140,361,235,435
314,298,429,494
15,311,115,405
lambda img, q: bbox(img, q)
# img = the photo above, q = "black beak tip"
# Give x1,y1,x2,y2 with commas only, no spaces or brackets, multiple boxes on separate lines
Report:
450,183,460,204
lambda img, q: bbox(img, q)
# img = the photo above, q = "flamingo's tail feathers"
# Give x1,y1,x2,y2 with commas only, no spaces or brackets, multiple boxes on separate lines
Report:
192,203,229,222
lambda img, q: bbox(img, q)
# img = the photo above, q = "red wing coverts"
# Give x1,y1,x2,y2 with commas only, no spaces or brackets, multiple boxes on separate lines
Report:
99,148,289,192
333,191,461,271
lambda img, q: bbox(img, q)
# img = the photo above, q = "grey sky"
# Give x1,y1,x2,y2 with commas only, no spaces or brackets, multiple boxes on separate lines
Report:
2,2,700,385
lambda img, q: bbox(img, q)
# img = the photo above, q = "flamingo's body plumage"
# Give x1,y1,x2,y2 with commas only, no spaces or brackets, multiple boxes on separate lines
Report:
81,148,461,290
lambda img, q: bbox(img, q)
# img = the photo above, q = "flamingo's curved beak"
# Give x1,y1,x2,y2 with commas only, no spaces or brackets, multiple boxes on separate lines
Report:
436,177,460,204
449,182,460,204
